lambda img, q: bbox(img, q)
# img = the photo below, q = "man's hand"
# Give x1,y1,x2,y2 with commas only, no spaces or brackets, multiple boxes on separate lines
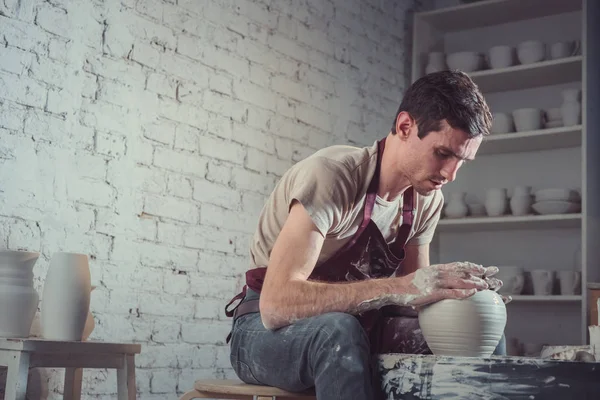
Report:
399,261,493,307
482,266,512,305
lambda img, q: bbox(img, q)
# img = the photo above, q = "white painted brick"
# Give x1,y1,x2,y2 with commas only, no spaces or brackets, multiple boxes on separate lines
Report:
296,103,332,132
130,139,154,166
139,292,195,318
231,167,273,196
176,80,204,106
193,180,240,210
142,118,176,146
209,74,233,96
271,75,311,104
135,0,164,22
160,54,209,87
138,240,198,271
130,40,161,69
184,226,235,254
275,96,296,119
206,160,232,185
277,57,301,79
96,209,156,241
67,178,115,207
233,79,277,110
200,204,257,234
146,72,178,98
167,174,193,198
231,124,275,154
190,275,238,299
202,45,249,78
150,369,178,394
0,100,26,131
266,155,291,177
0,72,46,108
206,113,233,140
157,97,209,130
233,232,253,257
84,57,146,88
188,345,217,369
178,369,215,394
144,194,198,223
133,165,167,194
242,191,267,216
248,21,268,44
174,124,200,152
213,25,243,52
244,147,266,173
34,4,70,37
153,147,207,177
175,33,202,60
126,13,176,49
198,251,249,278
269,115,308,143
181,320,231,345
81,100,140,135
157,222,184,246
236,39,273,66
276,14,298,39
96,132,127,158
48,37,69,62
163,270,190,295
152,318,181,343
249,63,271,88
1,15,49,54
198,135,245,165
7,219,41,251
0,46,33,75
202,90,247,123
193,299,222,320
138,344,178,369
267,33,308,62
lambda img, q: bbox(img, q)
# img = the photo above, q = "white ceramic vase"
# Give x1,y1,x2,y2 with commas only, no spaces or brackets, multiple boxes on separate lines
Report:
445,192,468,218
41,253,91,341
485,188,507,217
560,89,581,126
82,285,97,341
0,251,40,338
418,290,507,357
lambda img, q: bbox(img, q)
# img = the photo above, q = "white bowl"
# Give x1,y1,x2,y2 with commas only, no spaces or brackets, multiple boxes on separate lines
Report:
532,200,580,215
488,45,514,69
491,112,514,134
534,188,580,202
512,108,542,132
446,51,482,72
517,40,545,64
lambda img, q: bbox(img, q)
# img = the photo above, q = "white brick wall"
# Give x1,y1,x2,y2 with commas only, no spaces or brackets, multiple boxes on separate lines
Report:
0,0,417,398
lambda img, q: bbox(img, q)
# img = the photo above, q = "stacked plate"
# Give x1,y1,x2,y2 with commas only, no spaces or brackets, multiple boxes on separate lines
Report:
532,188,581,215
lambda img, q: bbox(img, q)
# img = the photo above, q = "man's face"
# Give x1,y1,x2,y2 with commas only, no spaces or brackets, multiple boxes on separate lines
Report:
403,119,482,196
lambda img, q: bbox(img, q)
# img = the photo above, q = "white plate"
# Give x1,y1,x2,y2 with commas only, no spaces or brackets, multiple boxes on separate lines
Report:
545,120,563,129
532,201,580,215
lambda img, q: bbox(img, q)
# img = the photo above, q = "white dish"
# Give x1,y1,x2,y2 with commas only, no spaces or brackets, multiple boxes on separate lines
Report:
532,200,580,215
534,188,580,203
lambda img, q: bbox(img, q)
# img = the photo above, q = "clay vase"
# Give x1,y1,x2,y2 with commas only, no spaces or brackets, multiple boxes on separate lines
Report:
418,290,507,357
0,251,40,338
445,192,468,218
560,88,581,126
485,188,507,217
41,253,91,341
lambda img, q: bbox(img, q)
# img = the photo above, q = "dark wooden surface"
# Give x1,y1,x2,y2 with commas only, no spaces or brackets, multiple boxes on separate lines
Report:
376,354,600,399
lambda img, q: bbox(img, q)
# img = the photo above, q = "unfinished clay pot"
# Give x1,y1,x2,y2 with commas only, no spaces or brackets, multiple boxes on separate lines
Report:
418,290,507,357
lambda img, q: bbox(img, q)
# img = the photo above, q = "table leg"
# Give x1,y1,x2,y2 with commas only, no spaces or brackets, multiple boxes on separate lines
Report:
64,368,83,400
117,354,136,400
2,350,30,400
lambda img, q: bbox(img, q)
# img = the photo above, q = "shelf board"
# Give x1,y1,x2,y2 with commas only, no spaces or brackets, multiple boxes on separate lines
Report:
437,213,581,232
468,56,582,93
479,125,582,155
509,295,582,302
416,0,582,32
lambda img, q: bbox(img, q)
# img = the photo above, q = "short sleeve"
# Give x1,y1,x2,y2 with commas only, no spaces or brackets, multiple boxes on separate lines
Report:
407,190,444,246
286,157,354,237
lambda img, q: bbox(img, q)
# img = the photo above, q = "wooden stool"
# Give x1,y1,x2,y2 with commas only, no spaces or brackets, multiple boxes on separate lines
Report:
179,379,316,400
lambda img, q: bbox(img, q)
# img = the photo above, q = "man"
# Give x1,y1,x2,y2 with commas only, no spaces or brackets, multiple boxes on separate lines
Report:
225,71,506,399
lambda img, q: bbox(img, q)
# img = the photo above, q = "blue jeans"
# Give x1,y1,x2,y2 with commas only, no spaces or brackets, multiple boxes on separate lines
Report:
229,291,506,400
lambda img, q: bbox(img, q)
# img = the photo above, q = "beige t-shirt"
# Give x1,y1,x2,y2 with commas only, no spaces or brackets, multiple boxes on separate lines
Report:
249,140,444,269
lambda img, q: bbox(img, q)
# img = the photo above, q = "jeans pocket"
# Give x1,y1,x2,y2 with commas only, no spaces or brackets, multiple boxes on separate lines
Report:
234,360,263,385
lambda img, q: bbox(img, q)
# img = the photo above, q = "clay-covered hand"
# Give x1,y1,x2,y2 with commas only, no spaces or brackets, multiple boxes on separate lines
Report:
482,266,512,304
402,261,490,308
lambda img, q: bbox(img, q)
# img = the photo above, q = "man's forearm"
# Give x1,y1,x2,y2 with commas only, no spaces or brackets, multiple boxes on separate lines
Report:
259,277,414,330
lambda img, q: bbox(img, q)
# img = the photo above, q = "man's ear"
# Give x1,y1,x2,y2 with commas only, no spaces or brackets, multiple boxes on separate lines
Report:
395,111,414,140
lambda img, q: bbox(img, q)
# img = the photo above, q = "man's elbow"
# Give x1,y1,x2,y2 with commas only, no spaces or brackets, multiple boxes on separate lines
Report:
259,295,288,331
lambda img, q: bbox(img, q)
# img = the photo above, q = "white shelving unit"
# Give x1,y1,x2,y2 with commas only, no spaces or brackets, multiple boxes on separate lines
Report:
412,0,600,349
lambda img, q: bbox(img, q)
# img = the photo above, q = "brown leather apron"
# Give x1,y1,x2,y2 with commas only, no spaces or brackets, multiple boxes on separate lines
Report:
225,138,431,355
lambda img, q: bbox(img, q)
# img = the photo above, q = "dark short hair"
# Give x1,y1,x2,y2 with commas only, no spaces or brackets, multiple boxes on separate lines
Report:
391,70,492,139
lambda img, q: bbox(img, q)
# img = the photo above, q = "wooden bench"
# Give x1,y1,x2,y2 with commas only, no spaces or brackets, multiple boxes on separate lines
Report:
179,379,316,400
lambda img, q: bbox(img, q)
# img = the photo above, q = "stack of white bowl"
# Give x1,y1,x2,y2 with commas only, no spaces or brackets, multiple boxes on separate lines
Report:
532,188,581,215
